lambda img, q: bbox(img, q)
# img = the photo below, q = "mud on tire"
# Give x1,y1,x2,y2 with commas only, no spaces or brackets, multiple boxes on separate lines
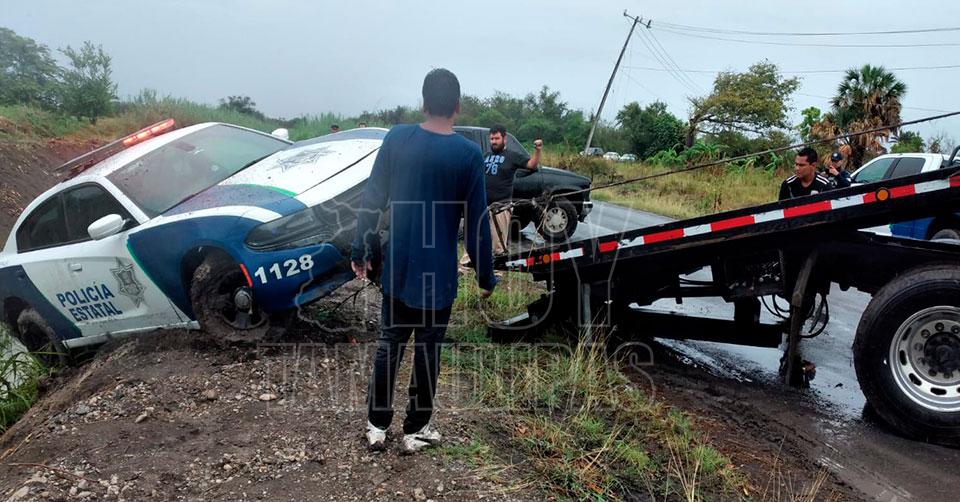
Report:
16,308,69,367
853,265,960,446
190,254,285,343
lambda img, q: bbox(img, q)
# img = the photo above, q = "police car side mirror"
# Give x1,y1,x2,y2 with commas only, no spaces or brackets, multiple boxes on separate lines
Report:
88,214,126,241
270,128,290,140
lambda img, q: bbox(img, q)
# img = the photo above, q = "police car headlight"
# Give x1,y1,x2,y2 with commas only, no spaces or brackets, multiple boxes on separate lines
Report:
245,209,323,250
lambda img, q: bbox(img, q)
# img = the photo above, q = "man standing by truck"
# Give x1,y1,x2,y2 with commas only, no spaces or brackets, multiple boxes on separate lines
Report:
779,147,849,200
352,68,496,453
483,125,542,253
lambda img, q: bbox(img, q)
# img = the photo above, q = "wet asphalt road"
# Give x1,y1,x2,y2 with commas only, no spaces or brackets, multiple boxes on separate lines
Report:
521,201,960,501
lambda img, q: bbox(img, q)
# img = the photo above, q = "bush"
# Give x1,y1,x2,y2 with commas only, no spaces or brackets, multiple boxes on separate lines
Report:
555,154,620,183
59,41,117,123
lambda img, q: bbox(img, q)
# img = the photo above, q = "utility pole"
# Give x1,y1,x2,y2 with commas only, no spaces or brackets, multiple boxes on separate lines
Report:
584,11,647,154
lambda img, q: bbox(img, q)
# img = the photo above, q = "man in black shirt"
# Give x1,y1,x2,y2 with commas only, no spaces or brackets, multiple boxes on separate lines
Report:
778,147,848,200
484,125,541,253
825,151,852,189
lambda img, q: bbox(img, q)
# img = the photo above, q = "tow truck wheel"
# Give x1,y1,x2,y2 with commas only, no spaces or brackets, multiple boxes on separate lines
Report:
932,228,960,241
16,308,69,368
853,265,960,446
539,197,578,243
190,255,274,343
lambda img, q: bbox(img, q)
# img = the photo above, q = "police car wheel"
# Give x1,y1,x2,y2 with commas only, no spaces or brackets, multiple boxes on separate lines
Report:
16,308,69,367
191,255,271,341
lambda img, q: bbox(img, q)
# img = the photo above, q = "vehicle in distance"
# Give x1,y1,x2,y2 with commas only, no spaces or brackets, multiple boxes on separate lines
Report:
580,147,604,157
619,153,637,163
0,120,384,359
454,126,593,242
603,152,620,161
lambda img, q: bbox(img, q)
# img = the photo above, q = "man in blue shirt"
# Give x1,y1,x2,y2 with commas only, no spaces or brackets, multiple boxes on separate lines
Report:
352,68,496,453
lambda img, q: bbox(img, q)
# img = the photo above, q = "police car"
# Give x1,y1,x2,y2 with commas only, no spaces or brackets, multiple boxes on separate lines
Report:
0,119,384,360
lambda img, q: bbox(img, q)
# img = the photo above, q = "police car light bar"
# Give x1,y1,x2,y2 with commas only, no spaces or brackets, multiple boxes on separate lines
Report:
57,119,176,178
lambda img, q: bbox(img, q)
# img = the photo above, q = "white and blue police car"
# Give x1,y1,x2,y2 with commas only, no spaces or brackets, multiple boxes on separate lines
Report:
0,119,385,360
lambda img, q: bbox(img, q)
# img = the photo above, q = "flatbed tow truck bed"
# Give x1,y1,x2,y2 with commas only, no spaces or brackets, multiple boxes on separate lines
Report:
490,165,960,446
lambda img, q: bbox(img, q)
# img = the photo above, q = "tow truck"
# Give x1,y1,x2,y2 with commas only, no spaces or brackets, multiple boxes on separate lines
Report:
490,165,960,445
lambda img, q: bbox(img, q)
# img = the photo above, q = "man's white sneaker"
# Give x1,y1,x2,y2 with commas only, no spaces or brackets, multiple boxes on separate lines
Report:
366,421,387,451
401,423,441,454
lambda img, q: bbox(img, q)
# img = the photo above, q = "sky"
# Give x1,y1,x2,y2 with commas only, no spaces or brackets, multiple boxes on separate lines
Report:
6,0,960,141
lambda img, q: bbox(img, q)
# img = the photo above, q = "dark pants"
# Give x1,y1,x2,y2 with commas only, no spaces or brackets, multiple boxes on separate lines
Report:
367,295,451,434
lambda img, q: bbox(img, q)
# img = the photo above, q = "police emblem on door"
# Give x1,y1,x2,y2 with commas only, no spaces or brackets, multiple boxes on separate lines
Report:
111,259,145,308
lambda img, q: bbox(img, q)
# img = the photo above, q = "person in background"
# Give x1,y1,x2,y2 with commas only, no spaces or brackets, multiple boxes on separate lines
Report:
779,147,846,200
824,151,852,189
330,124,340,133
358,121,368,128
352,68,496,454
460,125,541,268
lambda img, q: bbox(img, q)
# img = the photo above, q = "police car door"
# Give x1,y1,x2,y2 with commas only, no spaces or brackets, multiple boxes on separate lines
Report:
56,183,186,337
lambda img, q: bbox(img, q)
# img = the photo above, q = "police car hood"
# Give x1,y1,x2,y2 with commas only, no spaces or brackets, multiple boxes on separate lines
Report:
165,129,385,218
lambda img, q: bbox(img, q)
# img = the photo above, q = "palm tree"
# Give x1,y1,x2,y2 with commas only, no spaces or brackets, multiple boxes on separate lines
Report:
826,65,907,168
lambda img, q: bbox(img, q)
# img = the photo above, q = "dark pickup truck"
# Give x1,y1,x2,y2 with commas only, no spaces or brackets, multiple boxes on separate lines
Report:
454,126,593,241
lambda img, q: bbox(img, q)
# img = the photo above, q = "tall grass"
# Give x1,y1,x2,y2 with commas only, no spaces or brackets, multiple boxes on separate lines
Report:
0,105,86,140
444,277,748,500
0,93,355,144
0,324,45,432
544,152,786,219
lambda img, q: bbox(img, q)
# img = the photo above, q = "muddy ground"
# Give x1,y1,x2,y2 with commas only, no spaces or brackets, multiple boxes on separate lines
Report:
0,284,861,501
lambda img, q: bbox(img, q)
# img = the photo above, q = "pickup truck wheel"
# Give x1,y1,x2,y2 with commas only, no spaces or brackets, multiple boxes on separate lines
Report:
538,197,578,243
932,228,960,241
190,255,277,343
853,265,960,446
16,308,69,367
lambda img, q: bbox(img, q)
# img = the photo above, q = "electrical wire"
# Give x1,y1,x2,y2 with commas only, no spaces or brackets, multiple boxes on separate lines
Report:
655,21,960,37
552,109,960,201
655,26,960,48
643,28,705,92
623,63,960,75
795,92,953,114
632,23,700,94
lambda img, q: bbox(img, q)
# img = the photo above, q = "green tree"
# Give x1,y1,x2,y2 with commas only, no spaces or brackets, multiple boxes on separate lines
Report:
0,27,61,108
891,130,925,153
797,106,821,142
616,101,684,158
816,64,907,168
59,41,117,123
218,95,265,119
686,61,799,147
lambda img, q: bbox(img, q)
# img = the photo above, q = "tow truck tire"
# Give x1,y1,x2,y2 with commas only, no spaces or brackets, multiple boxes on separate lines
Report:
932,228,960,241
16,308,69,368
190,255,276,343
538,197,578,243
853,265,960,446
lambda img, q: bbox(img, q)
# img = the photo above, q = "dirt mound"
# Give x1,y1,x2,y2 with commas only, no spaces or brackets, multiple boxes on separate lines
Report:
0,138,102,242
0,328,538,501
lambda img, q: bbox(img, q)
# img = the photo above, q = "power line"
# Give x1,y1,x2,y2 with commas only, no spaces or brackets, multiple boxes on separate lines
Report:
631,20,701,94
548,109,960,201
622,63,960,75
795,92,953,114
644,28,705,92
621,71,664,101
655,27,960,48
656,21,960,37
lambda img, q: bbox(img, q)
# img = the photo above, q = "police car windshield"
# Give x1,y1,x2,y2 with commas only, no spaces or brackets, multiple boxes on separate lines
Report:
107,125,288,217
